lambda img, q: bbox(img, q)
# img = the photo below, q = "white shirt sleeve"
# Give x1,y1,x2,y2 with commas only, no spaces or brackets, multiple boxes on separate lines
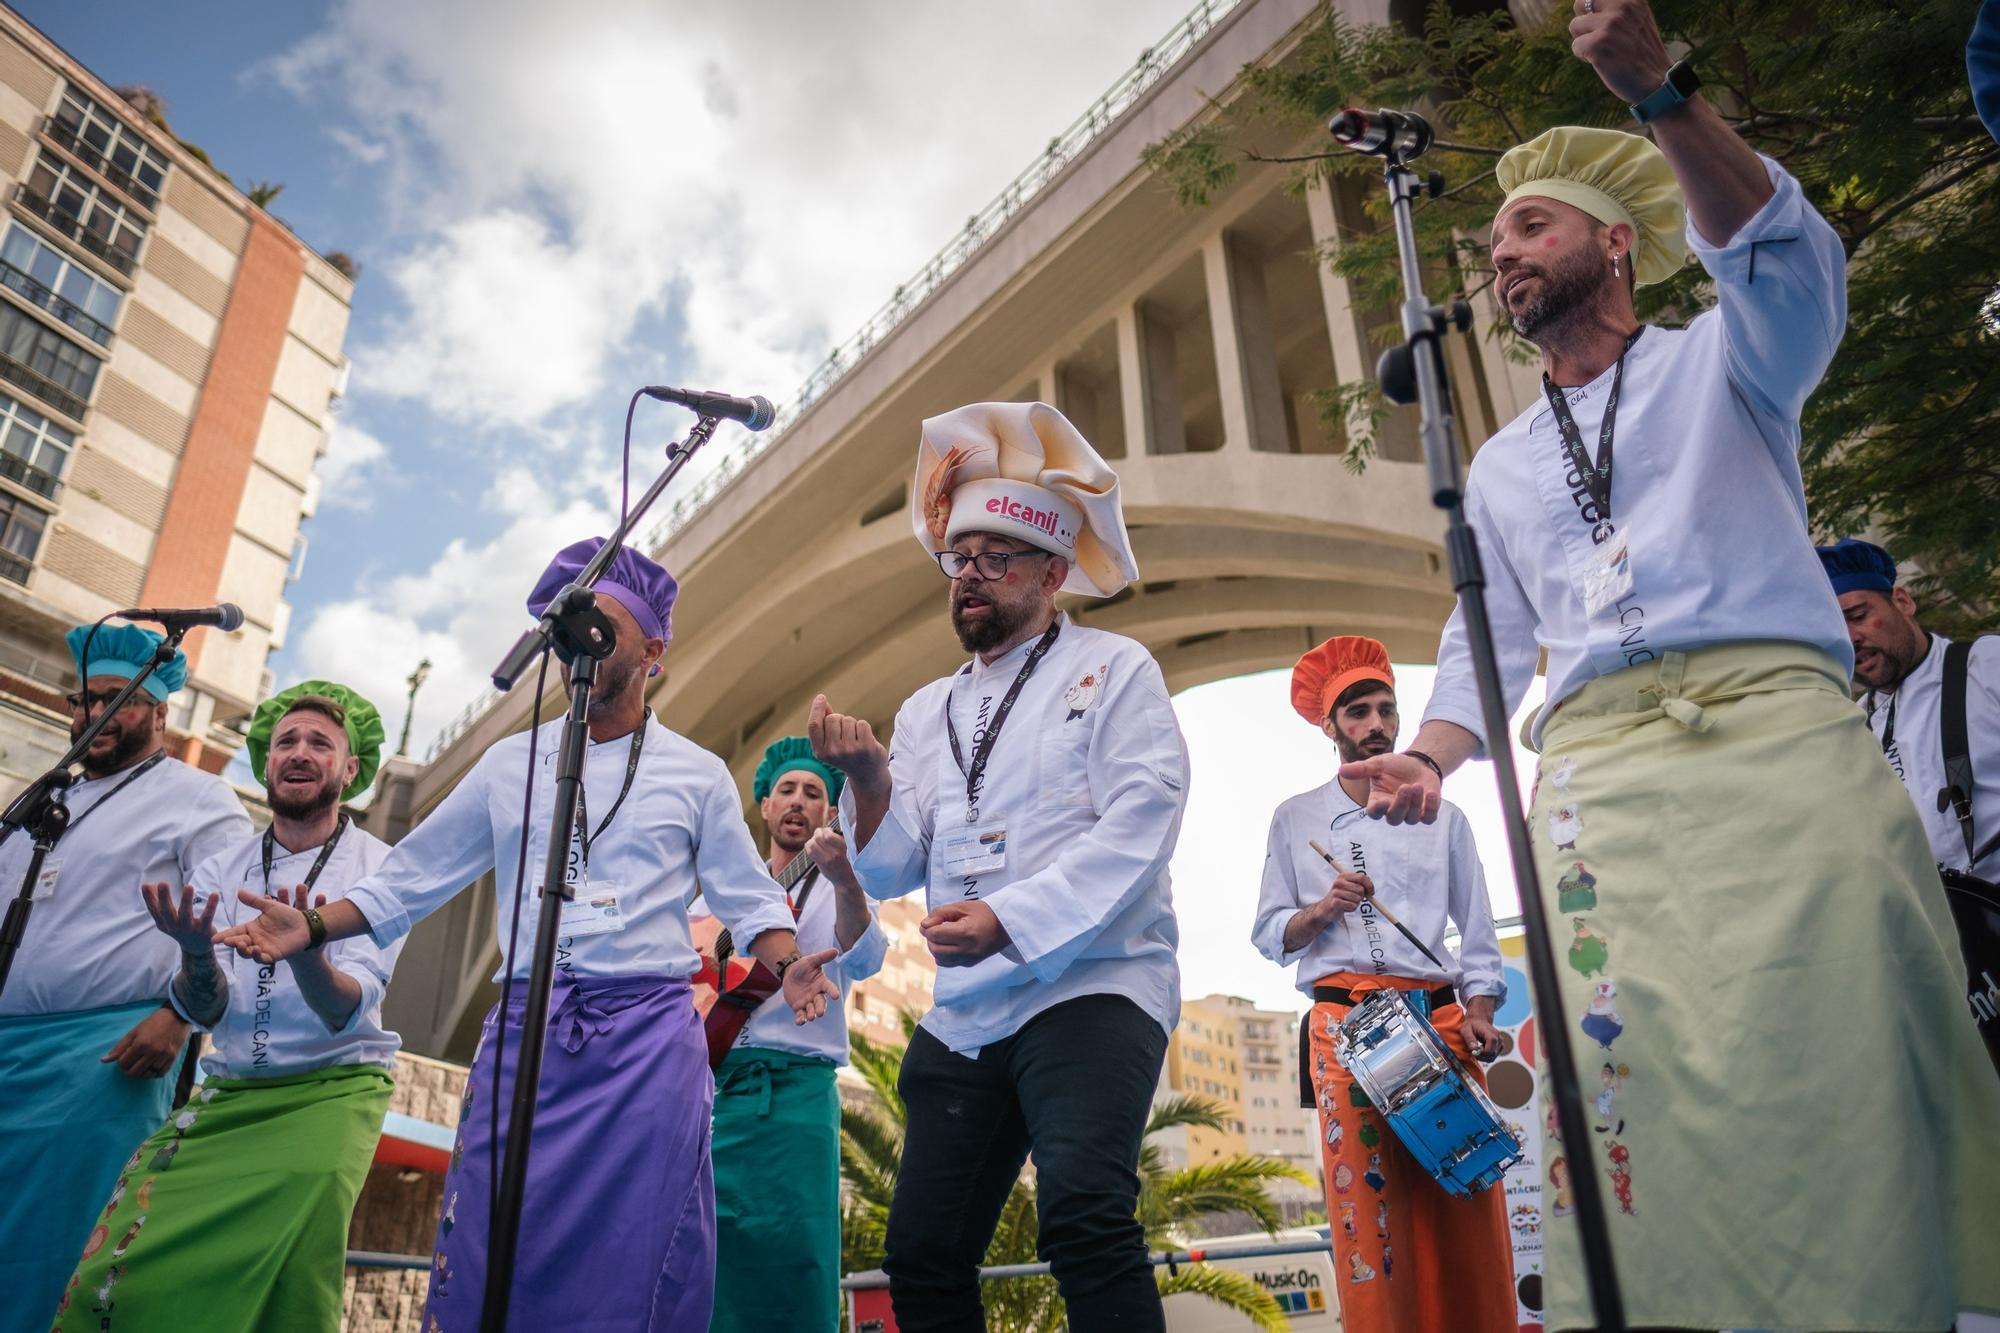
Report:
177,778,254,884
1252,805,1310,966
846,693,936,902
1684,154,1848,429
322,929,396,1037
980,656,1189,983
834,906,889,984
344,755,500,948
692,765,796,950
1445,809,1506,1002
1423,478,1544,757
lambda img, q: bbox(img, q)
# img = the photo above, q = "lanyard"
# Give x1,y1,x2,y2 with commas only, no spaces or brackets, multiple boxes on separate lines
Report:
63,751,167,836
260,813,350,893
575,722,646,867
1542,328,1643,526
1869,691,1898,756
945,619,1062,821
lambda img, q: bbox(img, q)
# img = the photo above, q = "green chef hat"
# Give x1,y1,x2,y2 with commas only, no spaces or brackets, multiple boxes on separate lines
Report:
753,735,843,804
246,680,386,802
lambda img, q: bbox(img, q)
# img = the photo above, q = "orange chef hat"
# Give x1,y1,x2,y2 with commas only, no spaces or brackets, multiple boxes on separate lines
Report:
1290,635,1394,726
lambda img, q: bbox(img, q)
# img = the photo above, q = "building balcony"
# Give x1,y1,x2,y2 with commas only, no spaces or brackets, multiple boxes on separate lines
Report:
40,117,159,214
0,352,87,422
13,187,136,277
0,548,29,587
0,259,113,346
0,451,61,501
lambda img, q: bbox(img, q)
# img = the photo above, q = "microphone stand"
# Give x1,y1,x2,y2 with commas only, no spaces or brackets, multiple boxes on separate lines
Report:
1363,139,1626,1330
0,625,188,999
478,413,721,1333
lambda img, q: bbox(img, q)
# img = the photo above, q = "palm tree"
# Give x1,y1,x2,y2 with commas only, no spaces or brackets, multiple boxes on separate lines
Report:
841,1021,1313,1332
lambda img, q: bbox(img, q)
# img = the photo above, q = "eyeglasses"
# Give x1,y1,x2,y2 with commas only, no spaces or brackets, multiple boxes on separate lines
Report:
64,688,144,712
932,549,1051,581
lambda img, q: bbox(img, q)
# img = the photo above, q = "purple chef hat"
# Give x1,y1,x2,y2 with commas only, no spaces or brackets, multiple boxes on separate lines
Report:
527,537,678,673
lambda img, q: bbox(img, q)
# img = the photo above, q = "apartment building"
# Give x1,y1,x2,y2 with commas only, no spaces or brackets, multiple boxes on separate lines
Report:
0,7,354,788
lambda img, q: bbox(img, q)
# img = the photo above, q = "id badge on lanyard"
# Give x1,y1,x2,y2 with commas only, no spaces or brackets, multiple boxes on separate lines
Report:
1579,536,1634,616
939,820,1008,878
1545,330,1642,620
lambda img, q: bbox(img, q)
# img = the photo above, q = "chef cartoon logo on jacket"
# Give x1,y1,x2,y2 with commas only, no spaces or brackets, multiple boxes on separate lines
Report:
1065,665,1108,721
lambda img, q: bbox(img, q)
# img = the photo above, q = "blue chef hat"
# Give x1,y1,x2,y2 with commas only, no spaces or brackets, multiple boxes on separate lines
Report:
65,622,186,702
526,537,680,675
1816,538,1897,597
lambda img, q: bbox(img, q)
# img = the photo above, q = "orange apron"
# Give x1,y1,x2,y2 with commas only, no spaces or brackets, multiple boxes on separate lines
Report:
1305,971,1516,1333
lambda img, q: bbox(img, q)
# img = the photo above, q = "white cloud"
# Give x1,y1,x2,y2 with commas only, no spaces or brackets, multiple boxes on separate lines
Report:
293,466,611,755
314,420,395,510
262,0,1196,430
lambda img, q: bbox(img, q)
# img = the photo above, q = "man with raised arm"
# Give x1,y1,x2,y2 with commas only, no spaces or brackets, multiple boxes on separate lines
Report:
55,681,398,1331
0,623,249,1329
810,401,1189,1332
1337,2,2000,1328
219,538,840,1332
705,737,885,1333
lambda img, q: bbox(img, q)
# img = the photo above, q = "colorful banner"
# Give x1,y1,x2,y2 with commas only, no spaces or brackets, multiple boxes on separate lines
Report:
1490,936,1546,1332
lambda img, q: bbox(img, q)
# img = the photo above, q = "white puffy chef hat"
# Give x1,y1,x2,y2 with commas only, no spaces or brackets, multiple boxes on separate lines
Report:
911,401,1139,598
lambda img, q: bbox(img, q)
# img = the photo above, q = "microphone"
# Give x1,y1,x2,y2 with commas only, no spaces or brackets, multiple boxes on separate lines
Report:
642,385,777,431
1328,107,1434,160
115,604,245,632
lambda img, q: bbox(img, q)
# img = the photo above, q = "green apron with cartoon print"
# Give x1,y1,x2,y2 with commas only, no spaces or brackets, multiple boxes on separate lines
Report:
1526,643,2000,1332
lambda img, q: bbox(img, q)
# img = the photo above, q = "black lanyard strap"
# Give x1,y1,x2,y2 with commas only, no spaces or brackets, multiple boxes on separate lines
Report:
1543,328,1644,526
260,812,350,894
945,619,1062,819
576,722,646,867
64,751,168,837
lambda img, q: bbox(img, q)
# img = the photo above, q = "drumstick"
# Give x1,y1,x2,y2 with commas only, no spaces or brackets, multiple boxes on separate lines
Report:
1307,839,1448,971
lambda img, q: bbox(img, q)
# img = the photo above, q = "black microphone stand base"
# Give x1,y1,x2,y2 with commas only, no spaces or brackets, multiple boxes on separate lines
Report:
1368,148,1628,1332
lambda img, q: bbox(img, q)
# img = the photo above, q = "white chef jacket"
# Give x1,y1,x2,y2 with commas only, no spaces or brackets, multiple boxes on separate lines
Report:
346,715,795,981
1253,780,1505,1000
691,860,888,1064
843,616,1189,1055
1424,157,1851,752
174,823,403,1078
0,755,250,1017
1864,634,2000,880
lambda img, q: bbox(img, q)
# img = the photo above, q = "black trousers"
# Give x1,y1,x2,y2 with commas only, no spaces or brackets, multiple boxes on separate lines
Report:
885,992,1169,1332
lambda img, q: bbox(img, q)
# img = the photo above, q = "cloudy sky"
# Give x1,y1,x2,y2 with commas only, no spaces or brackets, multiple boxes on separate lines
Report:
29,0,1544,1015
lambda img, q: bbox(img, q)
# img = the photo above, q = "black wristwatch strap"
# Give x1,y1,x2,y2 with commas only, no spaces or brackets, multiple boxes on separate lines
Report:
302,907,328,952
773,950,802,982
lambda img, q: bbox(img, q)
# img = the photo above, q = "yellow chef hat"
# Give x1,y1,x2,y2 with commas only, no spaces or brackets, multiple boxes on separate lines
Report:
1495,126,1687,287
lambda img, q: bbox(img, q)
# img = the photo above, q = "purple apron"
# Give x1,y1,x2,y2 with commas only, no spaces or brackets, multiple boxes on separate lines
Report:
425,973,714,1332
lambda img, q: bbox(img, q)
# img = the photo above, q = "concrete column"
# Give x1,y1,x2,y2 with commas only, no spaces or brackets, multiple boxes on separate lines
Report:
1139,304,1188,456
1034,359,1060,408
1200,231,1286,453
1115,304,1152,459
1305,175,1374,391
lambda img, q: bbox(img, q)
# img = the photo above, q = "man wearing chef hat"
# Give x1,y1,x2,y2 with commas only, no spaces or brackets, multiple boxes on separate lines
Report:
809,400,1190,1331
1334,2,2000,1329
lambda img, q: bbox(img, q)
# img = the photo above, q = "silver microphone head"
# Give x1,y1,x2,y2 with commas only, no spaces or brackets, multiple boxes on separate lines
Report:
215,603,245,632
743,396,776,432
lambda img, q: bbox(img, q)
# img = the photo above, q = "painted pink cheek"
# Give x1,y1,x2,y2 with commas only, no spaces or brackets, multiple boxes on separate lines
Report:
1542,236,1560,248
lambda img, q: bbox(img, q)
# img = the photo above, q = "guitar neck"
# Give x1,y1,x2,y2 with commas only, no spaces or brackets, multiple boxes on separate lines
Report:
772,811,841,892
714,812,842,961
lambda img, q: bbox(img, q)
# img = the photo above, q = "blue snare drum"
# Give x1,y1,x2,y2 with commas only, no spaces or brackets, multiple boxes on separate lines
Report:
1331,988,1522,1197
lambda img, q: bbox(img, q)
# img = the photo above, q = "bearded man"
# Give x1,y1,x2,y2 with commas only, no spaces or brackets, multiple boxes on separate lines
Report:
811,401,1189,1332
706,737,885,1333
0,622,249,1328
1253,636,1511,1333
1335,2,2000,1328
54,681,399,1331
219,538,840,1331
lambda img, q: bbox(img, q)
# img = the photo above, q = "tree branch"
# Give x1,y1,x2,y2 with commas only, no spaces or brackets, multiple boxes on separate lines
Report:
1851,151,2000,247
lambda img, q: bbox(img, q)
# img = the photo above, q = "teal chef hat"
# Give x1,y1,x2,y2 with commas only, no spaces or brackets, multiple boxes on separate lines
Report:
65,623,186,702
753,736,843,804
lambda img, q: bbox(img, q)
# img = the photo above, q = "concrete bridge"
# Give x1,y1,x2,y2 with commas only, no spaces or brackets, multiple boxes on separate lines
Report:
371,0,1544,1058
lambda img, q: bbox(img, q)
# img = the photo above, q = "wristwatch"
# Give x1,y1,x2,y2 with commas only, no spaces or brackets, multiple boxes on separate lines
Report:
302,907,328,951
773,950,802,982
1629,60,1700,125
